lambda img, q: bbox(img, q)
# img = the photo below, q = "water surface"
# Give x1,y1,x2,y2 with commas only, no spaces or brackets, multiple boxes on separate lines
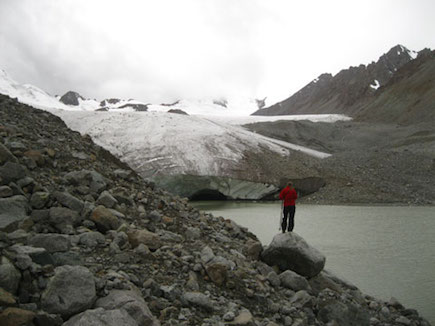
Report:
191,201,435,324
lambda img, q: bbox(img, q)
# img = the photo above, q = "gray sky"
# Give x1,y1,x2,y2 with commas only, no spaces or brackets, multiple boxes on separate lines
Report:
0,0,434,105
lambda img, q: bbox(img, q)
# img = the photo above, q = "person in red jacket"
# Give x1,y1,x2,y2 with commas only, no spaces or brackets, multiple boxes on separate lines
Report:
279,181,298,232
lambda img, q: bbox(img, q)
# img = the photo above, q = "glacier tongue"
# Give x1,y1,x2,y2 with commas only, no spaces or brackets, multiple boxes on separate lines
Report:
57,110,332,178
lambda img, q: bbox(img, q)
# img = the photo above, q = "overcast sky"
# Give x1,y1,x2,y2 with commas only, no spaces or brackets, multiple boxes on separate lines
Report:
0,0,434,105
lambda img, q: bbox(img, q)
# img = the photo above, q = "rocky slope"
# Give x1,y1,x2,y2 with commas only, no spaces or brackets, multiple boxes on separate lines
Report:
1,94,432,325
244,119,435,205
253,45,420,117
355,49,435,125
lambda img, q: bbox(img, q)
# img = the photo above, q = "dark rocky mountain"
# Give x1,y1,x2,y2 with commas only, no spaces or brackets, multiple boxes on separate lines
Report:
0,94,431,325
59,91,85,106
253,45,420,117
356,49,435,125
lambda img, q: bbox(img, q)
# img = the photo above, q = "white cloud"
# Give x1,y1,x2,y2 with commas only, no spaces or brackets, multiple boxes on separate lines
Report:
0,0,434,105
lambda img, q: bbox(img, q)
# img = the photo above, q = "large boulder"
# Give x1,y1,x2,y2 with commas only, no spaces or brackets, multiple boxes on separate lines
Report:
95,289,159,326
0,162,26,185
41,265,96,318
0,257,21,294
0,195,28,232
0,143,18,165
261,232,325,277
90,206,120,233
279,270,310,291
53,191,84,213
127,229,161,250
316,289,370,326
62,308,138,326
28,233,71,253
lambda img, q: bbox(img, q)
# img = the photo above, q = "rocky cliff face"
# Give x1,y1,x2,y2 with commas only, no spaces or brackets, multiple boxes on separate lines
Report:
0,94,431,325
253,45,419,117
59,91,85,106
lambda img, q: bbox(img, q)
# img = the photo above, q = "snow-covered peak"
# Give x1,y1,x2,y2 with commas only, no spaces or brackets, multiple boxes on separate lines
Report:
148,97,262,116
0,69,68,111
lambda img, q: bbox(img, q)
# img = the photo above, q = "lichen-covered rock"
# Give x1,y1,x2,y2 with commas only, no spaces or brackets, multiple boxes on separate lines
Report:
261,232,325,277
41,265,96,318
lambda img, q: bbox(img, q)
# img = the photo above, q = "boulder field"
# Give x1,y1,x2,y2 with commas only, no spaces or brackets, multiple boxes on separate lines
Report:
0,94,431,325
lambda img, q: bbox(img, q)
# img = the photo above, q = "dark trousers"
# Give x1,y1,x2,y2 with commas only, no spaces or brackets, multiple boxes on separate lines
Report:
282,205,296,232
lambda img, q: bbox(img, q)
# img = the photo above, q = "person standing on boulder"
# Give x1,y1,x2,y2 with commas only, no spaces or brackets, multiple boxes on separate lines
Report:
279,181,298,232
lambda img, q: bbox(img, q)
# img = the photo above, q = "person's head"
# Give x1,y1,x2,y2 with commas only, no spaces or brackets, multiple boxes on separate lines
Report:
287,181,293,188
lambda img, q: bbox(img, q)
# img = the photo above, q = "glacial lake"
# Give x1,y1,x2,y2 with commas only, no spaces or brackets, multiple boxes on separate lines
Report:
191,201,435,324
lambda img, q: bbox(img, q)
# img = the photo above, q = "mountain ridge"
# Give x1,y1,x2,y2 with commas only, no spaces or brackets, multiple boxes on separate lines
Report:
252,44,429,119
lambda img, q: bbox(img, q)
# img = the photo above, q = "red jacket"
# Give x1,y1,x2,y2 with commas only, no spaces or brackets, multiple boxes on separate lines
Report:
279,186,298,206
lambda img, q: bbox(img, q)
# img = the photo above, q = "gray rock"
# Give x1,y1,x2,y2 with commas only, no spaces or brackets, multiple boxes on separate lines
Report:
243,239,263,260
289,290,314,309
64,170,107,194
148,210,161,223
261,232,325,277
201,246,215,264
62,307,138,326
34,311,63,326
0,195,28,232
317,289,370,326
182,291,213,312
7,244,55,266
79,231,105,248
0,162,26,185
114,169,133,180
52,251,82,266
266,271,281,287
7,229,29,242
49,207,81,233
30,191,50,209
0,185,13,198
112,231,129,249
158,230,183,243
395,316,412,325
53,191,84,213
28,233,71,253
0,256,21,294
0,143,18,164
96,190,118,208
95,289,159,326
41,265,96,318
279,270,310,291
185,227,201,240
